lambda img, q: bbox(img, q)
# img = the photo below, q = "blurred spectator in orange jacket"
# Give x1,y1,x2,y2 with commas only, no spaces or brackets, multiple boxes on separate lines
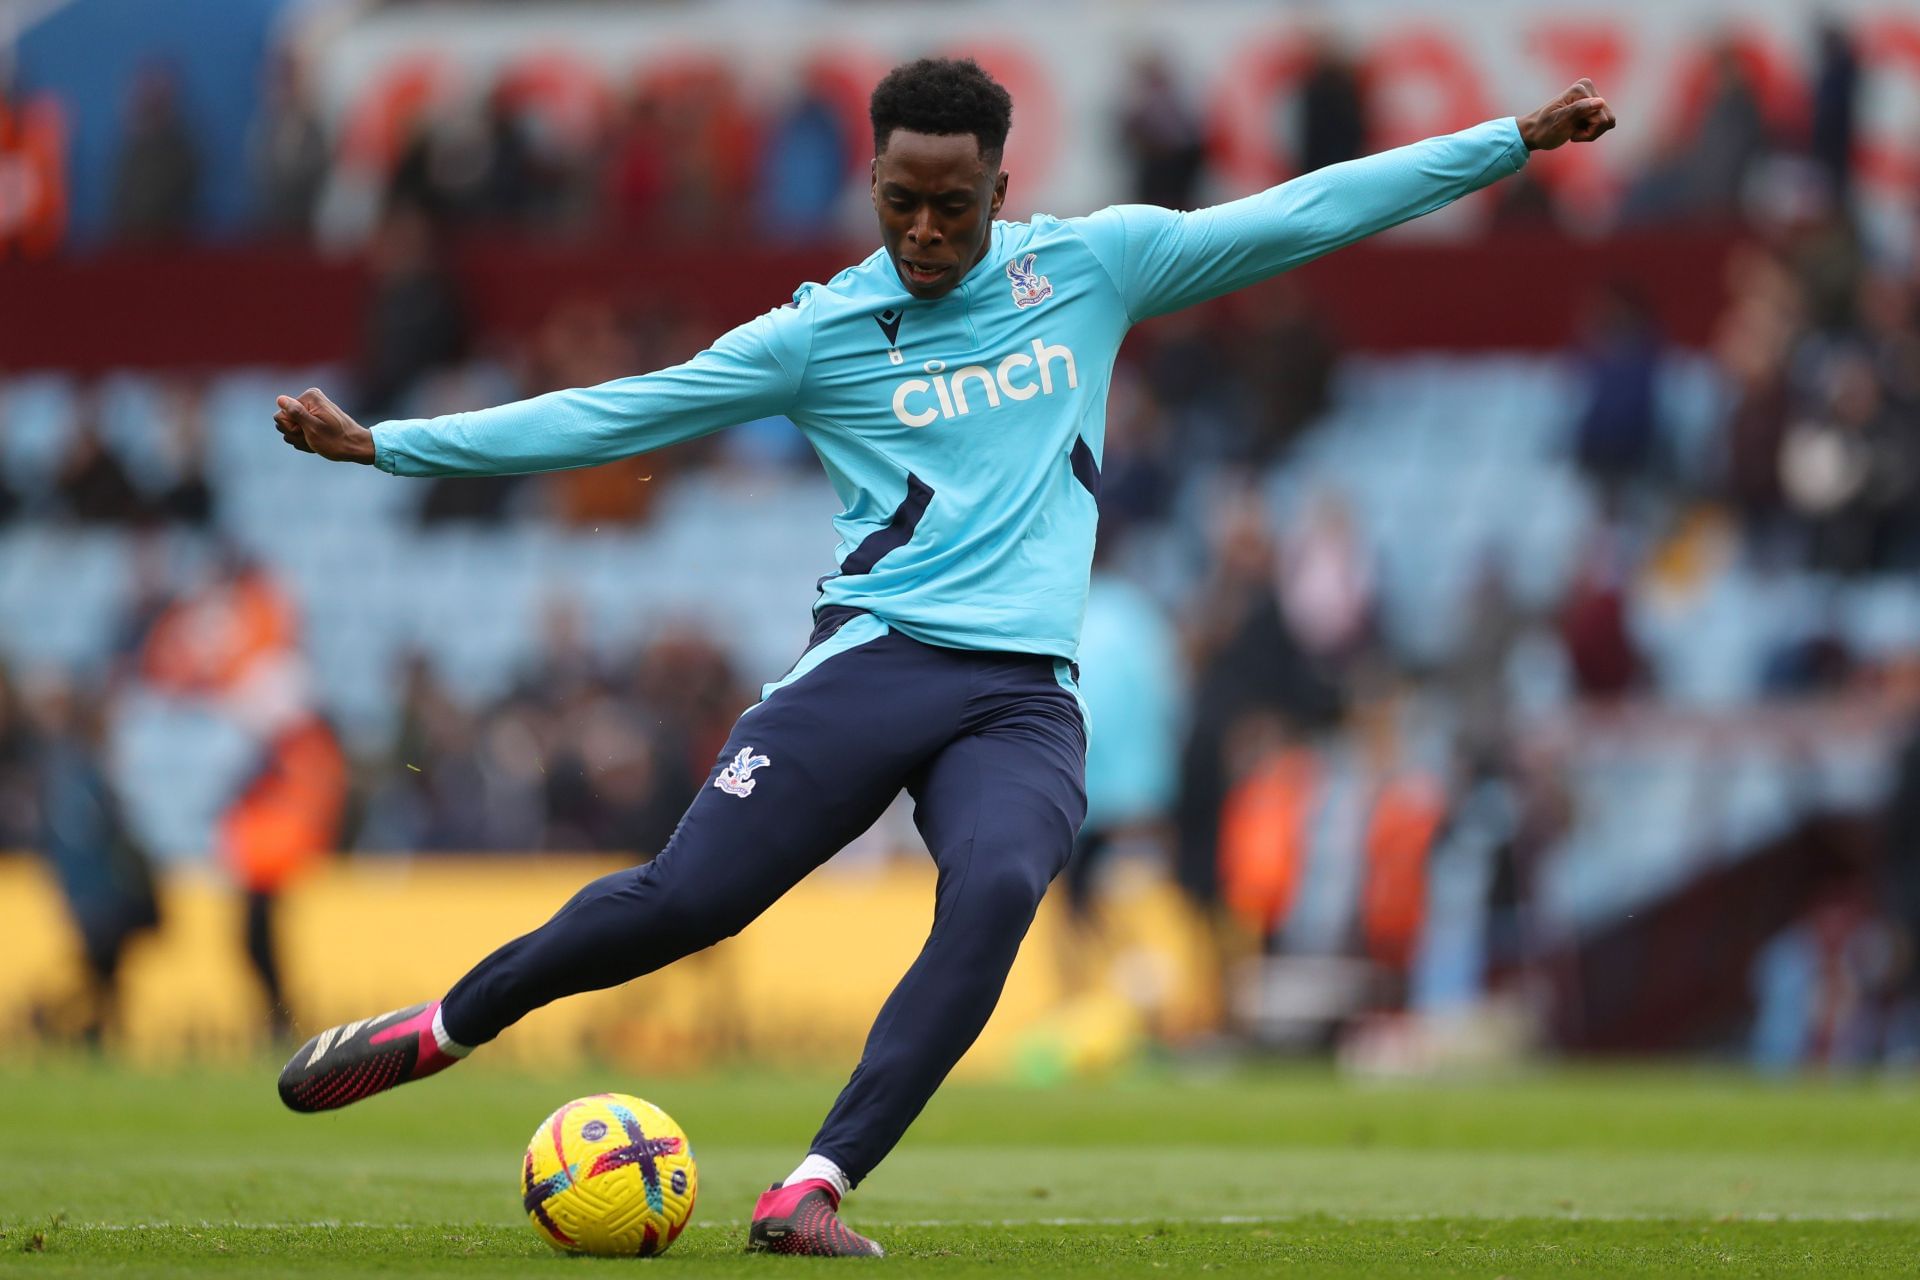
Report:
139,551,343,1036
219,715,347,1036
1217,721,1318,941
1354,701,1447,976
1361,783,1444,971
0,82,67,258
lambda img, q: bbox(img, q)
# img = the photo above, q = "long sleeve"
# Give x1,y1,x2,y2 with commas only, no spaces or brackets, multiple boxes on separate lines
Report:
1073,118,1529,322
370,305,810,478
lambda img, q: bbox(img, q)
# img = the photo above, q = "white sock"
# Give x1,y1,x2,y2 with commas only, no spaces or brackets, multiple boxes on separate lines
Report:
783,1153,850,1200
430,1004,473,1058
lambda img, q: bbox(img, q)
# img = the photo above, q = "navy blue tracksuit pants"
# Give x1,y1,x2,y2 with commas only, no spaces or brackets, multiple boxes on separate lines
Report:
439,608,1088,1185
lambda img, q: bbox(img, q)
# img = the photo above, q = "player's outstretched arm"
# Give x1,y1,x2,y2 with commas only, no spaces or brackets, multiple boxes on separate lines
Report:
1077,79,1615,321
270,305,809,478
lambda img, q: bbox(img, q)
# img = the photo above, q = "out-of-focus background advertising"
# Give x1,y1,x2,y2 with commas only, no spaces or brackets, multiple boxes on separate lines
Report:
4,0,1920,1084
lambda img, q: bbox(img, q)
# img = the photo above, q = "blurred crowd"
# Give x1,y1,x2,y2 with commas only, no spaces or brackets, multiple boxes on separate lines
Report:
359,608,747,859
8,14,1920,1068
0,21,1882,255
7,185,1920,1059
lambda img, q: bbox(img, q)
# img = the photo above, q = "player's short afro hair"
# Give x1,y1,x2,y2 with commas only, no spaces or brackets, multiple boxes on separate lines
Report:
869,57,1013,160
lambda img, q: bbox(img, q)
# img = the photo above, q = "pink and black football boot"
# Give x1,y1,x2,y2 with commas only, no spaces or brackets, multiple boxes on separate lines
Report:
277,1000,463,1113
746,1179,885,1257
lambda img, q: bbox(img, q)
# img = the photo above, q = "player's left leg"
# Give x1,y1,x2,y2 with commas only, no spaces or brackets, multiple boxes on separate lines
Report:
748,653,1085,1255
278,616,965,1115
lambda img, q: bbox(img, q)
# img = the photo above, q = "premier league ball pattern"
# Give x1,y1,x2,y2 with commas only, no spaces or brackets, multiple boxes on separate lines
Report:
522,1093,698,1256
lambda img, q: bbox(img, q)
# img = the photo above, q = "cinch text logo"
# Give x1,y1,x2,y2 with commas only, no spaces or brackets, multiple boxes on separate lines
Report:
890,338,1078,428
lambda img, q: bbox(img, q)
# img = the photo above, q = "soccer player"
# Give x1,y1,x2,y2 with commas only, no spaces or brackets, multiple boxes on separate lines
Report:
273,58,1613,1256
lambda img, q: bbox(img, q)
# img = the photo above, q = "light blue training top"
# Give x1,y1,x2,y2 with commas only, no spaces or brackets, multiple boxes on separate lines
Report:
372,118,1528,662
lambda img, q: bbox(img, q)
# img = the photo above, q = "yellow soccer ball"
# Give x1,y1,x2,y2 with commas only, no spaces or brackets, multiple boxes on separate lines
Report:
521,1093,698,1256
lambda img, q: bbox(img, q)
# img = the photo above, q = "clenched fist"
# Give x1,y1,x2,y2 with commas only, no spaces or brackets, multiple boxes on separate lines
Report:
273,388,375,465
1517,79,1616,151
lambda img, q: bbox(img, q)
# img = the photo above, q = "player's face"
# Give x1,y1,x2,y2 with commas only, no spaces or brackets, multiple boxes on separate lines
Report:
872,130,1007,301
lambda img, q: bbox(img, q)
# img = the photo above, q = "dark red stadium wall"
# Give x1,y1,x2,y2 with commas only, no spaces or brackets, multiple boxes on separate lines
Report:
0,248,372,371
1284,231,1736,352
0,232,1737,372
1537,814,1883,1055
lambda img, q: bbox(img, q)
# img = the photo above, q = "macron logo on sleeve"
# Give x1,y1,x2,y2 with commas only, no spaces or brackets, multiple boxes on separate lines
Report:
890,338,1078,428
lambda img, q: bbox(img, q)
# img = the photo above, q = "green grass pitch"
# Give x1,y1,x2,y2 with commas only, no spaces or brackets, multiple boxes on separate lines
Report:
2,1057,1918,1276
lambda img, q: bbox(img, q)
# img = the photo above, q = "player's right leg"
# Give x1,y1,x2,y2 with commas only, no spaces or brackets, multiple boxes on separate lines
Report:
279,611,952,1113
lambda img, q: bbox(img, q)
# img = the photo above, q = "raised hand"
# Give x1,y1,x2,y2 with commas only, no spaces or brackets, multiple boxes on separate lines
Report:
273,388,376,464
1516,79,1616,151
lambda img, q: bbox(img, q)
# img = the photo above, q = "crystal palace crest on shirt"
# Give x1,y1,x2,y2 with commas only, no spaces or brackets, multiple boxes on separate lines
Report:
1006,254,1053,309
715,746,771,797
